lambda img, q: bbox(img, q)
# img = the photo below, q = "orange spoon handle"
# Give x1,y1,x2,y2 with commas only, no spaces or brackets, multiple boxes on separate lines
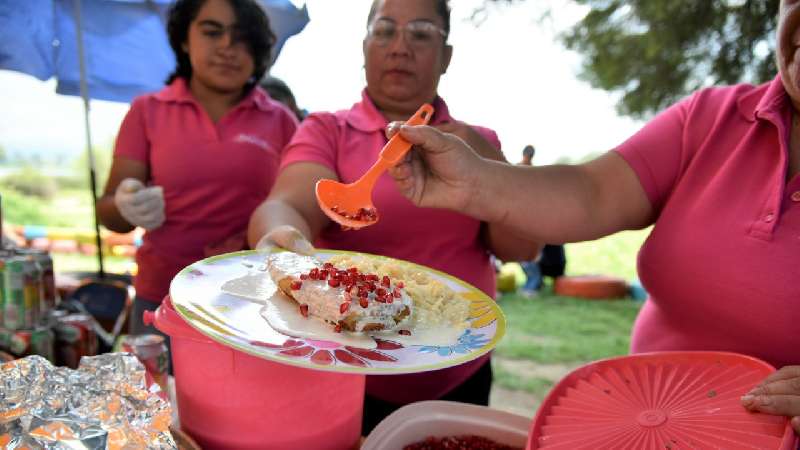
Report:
379,103,434,165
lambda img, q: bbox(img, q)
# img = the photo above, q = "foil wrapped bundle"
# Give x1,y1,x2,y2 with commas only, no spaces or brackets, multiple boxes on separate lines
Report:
1,353,176,449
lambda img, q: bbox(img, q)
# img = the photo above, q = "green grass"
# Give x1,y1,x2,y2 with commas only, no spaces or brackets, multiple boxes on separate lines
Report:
491,230,650,401
496,289,641,364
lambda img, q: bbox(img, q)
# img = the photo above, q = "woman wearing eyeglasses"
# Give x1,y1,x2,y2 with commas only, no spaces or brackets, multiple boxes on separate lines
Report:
248,0,539,434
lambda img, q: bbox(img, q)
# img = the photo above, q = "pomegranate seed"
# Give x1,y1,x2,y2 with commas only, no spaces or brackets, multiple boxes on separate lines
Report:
376,288,387,297
367,283,377,292
320,269,329,280
345,284,354,293
382,276,391,287
393,290,401,298
323,262,333,269
334,323,342,333
348,267,358,274
340,302,350,314
386,296,394,304
397,282,404,289
309,268,319,280
367,274,379,282
359,290,369,298
359,298,369,308
299,304,309,318
290,280,302,290
399,330,411,336
328,278,340,288
375,296,386,303
299,274,308,280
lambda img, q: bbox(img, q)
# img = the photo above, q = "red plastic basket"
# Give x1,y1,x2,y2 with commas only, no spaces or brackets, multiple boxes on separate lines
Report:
528,352,798,450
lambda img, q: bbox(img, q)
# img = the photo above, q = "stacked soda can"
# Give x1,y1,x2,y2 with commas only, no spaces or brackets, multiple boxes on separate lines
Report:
0,248,58,362
51,310,99,369
121,334,169,392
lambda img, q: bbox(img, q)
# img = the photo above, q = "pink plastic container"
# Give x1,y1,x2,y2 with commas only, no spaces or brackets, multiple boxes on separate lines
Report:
144,296,365,450
527,351,798,450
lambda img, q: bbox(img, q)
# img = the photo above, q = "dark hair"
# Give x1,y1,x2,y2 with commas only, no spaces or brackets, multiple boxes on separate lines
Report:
166,0,276,94
260,75,295,103
367,0,451,42
523,145,535,158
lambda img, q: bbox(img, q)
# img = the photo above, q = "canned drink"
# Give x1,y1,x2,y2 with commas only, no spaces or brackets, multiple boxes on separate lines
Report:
53,313,98,369
122,334,169,392
4,325,55,363
17,249,56,315
3,256,28,330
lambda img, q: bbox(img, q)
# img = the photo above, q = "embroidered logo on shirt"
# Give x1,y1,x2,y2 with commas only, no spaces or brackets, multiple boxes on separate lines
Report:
234,133,272,152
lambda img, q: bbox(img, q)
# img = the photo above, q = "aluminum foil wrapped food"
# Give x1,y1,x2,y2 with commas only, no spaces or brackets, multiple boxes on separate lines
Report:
0,353,176,449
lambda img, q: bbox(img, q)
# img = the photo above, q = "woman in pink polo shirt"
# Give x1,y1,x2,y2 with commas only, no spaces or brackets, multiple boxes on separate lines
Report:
248,0,539,434
97,0,298,337
382,0,800,433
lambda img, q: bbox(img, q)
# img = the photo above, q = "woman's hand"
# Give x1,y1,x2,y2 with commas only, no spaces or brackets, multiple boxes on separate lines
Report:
385,124,488,212
741,366,800,434
254,225,316,256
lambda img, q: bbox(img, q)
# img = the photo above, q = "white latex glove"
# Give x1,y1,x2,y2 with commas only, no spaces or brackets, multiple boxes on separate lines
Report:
255,225,315,256
114,178,165,231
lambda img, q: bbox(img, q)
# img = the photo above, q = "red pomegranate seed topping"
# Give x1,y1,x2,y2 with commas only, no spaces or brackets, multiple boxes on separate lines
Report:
320,269,329,280
393,290,401,298
328,278,340,288
334,323,342,333
367,282,377,292
399,330,411,336
376,288,387,297
299,304,309,318
359,298,369,308
345,284,354,293
396,281,404,289
340,302,350,314
367,274,379,282
299,274,308,280
323,262,333,269
348,267,358,274
309,268,319,280
358,290,369,298
290,280,302,290
375,295,386,303
381,276,391,287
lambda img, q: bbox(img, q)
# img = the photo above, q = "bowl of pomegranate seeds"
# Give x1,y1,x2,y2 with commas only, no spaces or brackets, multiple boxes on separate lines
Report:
360,401,529,450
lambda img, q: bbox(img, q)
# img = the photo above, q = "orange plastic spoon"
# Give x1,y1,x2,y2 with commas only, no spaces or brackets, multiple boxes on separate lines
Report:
315,103,434,230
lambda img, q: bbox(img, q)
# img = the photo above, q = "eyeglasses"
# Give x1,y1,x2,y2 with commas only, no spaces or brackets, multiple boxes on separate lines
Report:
367,19,447,49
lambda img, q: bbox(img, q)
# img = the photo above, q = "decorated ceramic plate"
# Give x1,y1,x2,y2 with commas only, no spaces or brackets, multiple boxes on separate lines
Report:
169,249,505,374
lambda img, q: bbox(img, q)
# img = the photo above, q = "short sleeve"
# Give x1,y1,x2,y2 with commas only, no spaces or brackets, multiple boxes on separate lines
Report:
279,112,340,171
113,97,150,163
472,125,502,157
614,95,692,212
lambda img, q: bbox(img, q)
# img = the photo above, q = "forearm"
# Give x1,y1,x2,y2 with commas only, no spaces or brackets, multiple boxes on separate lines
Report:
96,194,135,233
465,160,638,243
247,199,315,248
484,222,542,262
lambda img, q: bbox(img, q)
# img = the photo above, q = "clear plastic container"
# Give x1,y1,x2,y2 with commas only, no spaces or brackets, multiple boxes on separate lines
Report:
361,400,531,450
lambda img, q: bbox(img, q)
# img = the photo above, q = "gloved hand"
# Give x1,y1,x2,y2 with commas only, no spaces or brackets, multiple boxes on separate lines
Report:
255,225,315,256
114,178,165,231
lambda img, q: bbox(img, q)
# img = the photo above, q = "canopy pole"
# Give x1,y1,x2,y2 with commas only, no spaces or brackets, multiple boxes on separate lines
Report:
73,0,105,278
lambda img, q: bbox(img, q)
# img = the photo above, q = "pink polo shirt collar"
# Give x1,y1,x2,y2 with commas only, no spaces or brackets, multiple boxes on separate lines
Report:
153,77,277,113
737,75,789,123
345,90,453,132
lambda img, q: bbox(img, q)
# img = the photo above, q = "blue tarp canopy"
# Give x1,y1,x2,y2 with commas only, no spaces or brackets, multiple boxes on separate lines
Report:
0,0,309,103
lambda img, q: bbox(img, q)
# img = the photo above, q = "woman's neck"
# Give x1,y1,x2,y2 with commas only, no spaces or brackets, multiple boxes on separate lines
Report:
189,77,244,123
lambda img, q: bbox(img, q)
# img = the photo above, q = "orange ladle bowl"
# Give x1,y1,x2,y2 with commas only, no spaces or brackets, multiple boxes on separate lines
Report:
315,103,434,230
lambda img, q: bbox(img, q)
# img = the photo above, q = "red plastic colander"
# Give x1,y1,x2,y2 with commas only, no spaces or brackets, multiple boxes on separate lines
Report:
527,352,798,450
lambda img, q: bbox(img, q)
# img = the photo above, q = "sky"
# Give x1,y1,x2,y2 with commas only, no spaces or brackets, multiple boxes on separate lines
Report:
0,0,643,165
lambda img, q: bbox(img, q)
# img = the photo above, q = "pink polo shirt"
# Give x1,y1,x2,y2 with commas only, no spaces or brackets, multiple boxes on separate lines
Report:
616,75,800,369
281,91,500,404
115,78,298,302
